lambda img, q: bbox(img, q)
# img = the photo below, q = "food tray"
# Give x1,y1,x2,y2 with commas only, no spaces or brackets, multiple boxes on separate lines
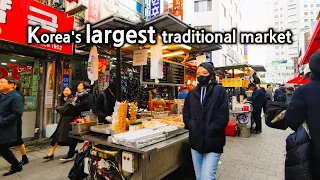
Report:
90,124,112,135
71,121,98,135
111,134,167,149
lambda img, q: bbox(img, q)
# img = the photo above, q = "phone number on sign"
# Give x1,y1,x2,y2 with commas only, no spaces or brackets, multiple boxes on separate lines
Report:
38,44,63,51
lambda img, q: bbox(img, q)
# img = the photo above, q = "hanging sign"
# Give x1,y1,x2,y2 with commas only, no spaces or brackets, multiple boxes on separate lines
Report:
87,0,101,23
62,69,71,90
133,49,148,66
150,0,161,19
0,0,74,54
88,45,99,85
244,44,248,61
173,0,183,20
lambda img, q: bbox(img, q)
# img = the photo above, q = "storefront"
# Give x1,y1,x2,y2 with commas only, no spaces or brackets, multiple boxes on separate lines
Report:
0,0,74,139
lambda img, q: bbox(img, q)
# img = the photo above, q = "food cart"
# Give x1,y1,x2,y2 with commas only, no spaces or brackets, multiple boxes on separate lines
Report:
215,64,266,137
71,13,221,180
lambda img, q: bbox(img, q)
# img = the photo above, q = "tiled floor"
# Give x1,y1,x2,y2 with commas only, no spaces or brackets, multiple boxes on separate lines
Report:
0,123,292,180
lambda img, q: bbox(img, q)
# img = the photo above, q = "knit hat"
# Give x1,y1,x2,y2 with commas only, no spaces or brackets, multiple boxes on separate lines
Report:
310,50,320,76
198,62,215,75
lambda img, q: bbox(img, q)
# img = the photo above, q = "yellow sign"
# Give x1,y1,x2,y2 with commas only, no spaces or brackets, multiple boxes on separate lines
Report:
244,55,248,60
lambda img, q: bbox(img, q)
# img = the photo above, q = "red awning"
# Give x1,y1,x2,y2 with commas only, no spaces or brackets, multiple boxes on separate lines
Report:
287,75,310,84
300,21,320,65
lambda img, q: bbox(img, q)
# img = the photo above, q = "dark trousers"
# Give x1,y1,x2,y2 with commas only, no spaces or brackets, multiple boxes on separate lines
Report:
262,101,267,114
0,144,19,169
313,160,320,179
67,139,78,157
253,107,262,132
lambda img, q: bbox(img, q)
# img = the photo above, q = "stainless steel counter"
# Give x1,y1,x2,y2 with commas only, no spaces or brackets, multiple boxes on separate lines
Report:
69,131,191,180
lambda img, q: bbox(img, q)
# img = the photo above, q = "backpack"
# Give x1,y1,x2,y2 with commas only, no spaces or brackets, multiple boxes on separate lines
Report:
265,100,288,130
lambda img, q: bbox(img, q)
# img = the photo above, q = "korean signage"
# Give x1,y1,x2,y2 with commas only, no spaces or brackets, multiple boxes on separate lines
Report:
0,0,74,54
244,44,248,61
0,65,33,80
133,49,148,66
150,0,161,19
62,69,71,90
87,0,101,23
173,0,183,20
293,57,299,76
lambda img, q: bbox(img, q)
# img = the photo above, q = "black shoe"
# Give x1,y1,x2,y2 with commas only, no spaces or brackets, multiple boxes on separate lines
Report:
43,155,54,160
60,155,74,161
3,165,22,176
252,130,261,134
20,157,29,166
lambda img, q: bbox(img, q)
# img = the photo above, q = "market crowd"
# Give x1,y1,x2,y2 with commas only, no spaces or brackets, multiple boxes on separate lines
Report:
1,51,320,180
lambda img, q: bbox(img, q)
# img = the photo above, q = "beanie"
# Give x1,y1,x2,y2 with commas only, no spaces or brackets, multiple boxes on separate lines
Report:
198,62,215,75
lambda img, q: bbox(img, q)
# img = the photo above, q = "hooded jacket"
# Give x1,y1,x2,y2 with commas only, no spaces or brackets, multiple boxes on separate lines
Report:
183,81,229,154
285,51,320,179
275,87,286,102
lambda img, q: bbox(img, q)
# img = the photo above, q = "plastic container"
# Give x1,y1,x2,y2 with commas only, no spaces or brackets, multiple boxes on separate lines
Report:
225,121,237,137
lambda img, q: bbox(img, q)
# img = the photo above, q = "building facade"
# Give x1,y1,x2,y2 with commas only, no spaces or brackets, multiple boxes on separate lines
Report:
183,0,244,67
267,0,320,82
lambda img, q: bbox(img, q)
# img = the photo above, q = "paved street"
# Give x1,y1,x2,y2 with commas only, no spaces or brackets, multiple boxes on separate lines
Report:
0,123,292,180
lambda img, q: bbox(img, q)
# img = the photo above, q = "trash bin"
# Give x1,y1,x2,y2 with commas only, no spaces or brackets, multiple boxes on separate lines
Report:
236,114,251,138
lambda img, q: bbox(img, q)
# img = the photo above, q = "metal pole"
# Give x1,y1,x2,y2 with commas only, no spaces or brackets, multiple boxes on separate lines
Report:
116,48,122,101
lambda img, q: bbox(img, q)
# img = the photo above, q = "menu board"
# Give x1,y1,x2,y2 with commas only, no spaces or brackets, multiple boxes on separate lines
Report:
142,59,185,86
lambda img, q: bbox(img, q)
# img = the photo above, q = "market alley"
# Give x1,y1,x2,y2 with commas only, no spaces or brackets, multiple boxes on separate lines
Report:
0,123,291,180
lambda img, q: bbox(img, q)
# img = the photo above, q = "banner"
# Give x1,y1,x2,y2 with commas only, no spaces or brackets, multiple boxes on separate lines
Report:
173,0,183,20
62,69,71,90
150,0,161,19
98,59,107,73
244,44,248,61
87,0,101,23
0,0,74,54
88,45,99,85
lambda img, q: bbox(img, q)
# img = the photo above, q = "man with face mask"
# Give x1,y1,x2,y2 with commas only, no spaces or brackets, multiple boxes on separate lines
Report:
183,62,229,180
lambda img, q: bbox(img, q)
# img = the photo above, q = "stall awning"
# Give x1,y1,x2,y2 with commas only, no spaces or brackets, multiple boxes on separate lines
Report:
215,64,266,72
287,75,310,84
144,13,221,54
300,21,320,65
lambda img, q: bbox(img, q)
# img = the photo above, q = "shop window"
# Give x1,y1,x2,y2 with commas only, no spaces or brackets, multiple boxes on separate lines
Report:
194,0,212,12
136,3,142,14
274,2,278,5
304,12,308,15
304,5,308,8
275,15,278,18
317,4,320,7
310,4,313,8
305,19,308,22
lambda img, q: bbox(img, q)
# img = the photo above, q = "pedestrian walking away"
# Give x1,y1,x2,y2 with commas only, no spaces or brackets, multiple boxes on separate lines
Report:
285,51,320,179
183,62,229,180
0,77,24,176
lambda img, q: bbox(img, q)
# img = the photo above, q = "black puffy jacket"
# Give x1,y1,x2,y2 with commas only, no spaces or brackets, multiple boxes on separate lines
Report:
285,125,312,180
183,81,229,154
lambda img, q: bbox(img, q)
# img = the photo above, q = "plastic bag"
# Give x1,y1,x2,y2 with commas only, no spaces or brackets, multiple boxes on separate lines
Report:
68,149,90,180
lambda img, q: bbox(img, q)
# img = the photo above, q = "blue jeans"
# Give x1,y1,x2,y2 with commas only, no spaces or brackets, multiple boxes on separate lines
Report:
191,149,221,180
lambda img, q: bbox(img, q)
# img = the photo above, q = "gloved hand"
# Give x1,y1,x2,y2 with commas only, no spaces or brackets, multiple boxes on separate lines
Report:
105,116,112,123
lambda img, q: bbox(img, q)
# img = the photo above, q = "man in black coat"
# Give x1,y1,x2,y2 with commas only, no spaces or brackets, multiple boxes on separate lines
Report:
246,83,266,134
93,83,117,123
183,62,229,180
285,50,320,179
0,77,24,176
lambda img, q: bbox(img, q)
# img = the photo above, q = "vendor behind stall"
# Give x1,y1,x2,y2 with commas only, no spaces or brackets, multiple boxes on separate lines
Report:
245,83,266,134
93,82,118,124
150,86,161,99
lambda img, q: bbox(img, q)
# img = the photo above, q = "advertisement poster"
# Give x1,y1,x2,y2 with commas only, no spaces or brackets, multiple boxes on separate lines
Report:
0,0,74,54
173,0,183,20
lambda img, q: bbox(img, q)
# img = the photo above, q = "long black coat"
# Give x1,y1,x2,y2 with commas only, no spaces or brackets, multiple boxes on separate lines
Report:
92,89,116,123
75,93,93,114
0,90,24,145
285,75,320,179
183,81,229,154
52,95,79,145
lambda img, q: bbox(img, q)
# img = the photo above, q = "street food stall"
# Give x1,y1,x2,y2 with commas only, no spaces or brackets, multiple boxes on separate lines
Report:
215,64,266,137
70,13,221,180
